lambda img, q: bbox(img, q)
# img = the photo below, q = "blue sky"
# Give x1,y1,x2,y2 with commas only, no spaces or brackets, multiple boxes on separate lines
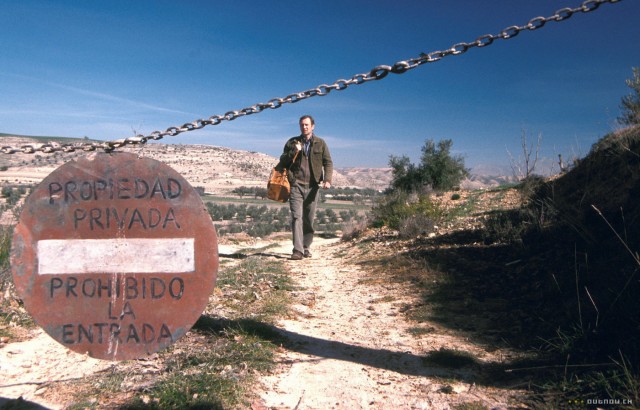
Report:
1,0,639,171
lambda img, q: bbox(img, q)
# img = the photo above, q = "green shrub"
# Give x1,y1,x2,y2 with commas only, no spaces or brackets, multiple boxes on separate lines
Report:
0,226,12,291
370,191,411,229
0,226,11,271
371,192,443,232
389,139,469,193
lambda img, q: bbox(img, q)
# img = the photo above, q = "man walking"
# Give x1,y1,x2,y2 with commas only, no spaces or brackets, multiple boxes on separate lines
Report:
279,115,333,260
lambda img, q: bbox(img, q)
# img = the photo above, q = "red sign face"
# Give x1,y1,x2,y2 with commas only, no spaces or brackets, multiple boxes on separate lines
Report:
11,152,218,361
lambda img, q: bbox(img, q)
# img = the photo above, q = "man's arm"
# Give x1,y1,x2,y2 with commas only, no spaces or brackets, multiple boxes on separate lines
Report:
322,141,333,189
279,138,301,166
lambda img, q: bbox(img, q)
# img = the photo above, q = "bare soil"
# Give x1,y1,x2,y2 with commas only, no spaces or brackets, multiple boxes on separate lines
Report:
1,139,529,408
2,230,528,409
253,236,527,410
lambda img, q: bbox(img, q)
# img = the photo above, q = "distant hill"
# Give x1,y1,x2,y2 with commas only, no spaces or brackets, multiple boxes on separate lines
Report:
1,134,520,192
0,136,351,193
461,173,518,190
0,132,93,141
334,167,393,191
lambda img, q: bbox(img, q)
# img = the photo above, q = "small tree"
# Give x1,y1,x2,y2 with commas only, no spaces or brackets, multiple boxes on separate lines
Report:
507,129,542,180
419,139,469,190
389,155,422,192
618,67,640,126
232,186,253,198
254,187,268,199
389,139,468,193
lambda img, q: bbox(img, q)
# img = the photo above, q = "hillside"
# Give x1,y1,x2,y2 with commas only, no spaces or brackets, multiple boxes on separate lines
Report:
1,135,515,195
0,136,354,194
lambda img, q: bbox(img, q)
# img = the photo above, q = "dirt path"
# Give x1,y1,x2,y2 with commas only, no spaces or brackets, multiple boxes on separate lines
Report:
0,329,113,408
255,237,524,410
1,236,525,409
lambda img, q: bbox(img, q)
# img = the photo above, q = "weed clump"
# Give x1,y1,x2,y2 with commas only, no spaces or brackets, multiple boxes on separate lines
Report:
370,191,443,237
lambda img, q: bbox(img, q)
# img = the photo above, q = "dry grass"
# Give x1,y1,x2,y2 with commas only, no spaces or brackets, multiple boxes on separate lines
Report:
352,126,640,407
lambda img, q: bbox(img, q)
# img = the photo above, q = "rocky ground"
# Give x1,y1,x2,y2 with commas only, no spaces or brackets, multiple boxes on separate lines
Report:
1,221,530,409
1,136,531,409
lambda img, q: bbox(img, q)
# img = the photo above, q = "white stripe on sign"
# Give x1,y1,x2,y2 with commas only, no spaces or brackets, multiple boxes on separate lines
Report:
37,238,195,274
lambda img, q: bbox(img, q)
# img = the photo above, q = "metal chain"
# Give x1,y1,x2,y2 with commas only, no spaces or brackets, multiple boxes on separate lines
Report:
1,0,621,156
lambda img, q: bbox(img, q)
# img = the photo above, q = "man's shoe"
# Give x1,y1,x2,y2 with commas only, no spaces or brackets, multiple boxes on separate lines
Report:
291,250,304,260
303,250,312,258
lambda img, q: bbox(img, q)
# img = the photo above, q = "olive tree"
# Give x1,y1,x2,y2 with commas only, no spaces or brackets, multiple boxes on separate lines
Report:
389,138,468,193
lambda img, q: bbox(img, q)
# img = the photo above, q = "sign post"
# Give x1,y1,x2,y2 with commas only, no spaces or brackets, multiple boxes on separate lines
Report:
11,152,218,361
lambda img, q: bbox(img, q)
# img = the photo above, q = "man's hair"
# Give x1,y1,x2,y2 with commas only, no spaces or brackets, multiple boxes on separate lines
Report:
299,115,315,125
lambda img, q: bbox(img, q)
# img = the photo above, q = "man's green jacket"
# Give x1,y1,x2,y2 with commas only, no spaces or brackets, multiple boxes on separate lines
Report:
278,135,333,186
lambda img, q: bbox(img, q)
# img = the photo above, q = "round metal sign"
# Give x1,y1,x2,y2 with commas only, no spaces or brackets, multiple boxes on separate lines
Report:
11,152,218,361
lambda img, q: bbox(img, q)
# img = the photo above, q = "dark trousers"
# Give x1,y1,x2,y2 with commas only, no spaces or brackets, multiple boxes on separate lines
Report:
289,184,319,253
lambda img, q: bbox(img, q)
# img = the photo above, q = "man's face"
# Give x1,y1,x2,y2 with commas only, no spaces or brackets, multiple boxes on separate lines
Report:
299,118,314,139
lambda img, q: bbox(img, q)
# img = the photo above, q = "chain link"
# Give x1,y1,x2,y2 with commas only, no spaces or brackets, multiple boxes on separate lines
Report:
1,0,622,156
